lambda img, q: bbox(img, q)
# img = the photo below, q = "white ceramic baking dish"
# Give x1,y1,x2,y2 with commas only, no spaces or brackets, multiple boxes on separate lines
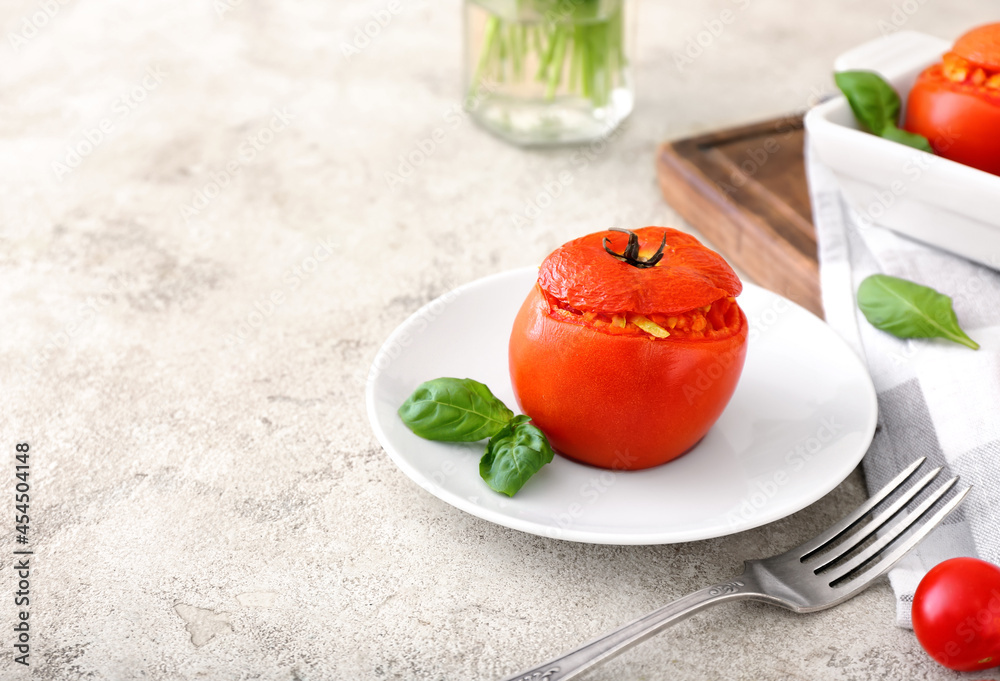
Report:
805,31,1000,269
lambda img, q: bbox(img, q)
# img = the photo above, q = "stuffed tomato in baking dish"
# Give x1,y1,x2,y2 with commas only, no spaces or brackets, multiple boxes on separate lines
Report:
905,22,1000,176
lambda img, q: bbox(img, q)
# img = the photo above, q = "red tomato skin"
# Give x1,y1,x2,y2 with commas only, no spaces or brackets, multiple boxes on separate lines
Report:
540,227,742,317
912,557,1000,672
953,22,1000,71
904,66,1000,176
508,285,748,470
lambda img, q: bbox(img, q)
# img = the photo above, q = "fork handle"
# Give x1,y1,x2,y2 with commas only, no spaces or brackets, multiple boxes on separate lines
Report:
500,576,756,681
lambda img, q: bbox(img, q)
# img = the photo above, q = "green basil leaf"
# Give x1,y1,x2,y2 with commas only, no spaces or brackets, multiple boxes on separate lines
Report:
398,377,514,442
834,70,901,135
880,122,934,153
857,274,979,350
480,415,554,497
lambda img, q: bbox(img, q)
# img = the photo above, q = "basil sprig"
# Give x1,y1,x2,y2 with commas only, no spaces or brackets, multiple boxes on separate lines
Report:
480,416,555,497
880,124,935,153
834,71,933,153
398,378,554,495
398,377,514,442
857,274,979,350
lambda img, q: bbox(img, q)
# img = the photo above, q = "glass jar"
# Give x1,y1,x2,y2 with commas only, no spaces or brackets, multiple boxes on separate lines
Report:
463,0,635,146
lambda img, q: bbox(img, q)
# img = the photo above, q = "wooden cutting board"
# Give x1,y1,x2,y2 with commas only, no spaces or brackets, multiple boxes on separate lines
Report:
656,114,823,318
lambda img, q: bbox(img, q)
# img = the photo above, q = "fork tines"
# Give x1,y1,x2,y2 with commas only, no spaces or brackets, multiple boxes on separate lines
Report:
796,457,970,588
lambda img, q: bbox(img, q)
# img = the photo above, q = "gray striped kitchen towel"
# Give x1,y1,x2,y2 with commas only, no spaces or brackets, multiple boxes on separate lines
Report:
805,141,1000,629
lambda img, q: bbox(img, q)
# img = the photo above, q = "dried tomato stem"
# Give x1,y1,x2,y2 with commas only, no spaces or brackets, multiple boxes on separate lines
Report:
602,228,666,268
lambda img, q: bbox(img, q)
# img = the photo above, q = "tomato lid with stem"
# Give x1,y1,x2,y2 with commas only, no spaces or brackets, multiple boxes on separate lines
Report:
537,227,742,316
953,22,1000,71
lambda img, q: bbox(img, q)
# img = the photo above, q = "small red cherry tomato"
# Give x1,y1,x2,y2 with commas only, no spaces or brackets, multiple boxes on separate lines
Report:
912,557,1000,672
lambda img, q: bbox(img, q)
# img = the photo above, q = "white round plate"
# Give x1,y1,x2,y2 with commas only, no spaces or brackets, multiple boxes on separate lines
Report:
366,268,877,544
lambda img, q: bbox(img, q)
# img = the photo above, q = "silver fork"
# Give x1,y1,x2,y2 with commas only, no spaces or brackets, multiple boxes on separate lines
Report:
502,458,970,681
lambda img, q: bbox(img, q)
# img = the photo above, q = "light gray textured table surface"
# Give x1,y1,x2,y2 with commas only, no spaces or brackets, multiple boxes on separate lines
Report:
4,0,999,679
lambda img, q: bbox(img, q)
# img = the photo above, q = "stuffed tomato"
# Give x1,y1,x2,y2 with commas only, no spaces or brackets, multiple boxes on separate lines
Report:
904,22,1000,176
508,227,748,471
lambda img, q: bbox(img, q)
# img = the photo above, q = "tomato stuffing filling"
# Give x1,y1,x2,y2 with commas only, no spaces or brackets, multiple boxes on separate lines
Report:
543,290,742,340
941,52,1000,94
